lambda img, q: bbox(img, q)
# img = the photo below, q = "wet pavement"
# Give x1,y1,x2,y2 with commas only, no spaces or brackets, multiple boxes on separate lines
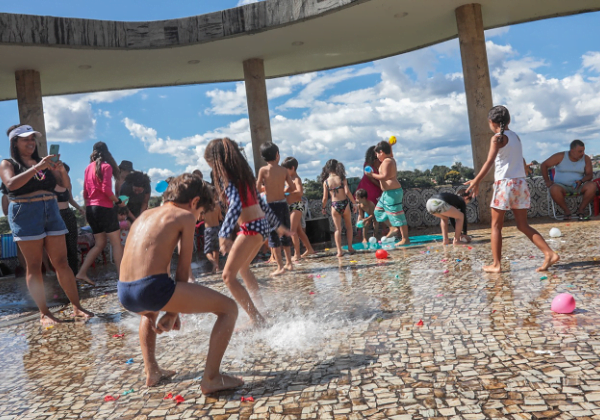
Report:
1,218,600,419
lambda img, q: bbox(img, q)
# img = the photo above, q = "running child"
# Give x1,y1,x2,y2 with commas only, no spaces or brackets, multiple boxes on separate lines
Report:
321,159,357,257
205,138,289,327
426,188,472,245
117,173,242,393
355,188,380,244
256,142,296,276
366,141,410,245
204,185,223,273
281,157,315,261
465,105,559,272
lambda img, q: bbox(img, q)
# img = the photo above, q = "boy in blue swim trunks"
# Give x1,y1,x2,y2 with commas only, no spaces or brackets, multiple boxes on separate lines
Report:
117,173,242,393
366,141,410,245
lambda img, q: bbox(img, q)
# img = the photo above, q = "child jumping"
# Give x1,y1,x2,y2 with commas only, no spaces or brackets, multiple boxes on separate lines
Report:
203,186,223,273
117,173,242,393
282,157,315,261
465,105,559,272
355,188,380,244
321,159,357,256
366,141,410,245
426,188,472,245
256,142,295,276
205,138,289,327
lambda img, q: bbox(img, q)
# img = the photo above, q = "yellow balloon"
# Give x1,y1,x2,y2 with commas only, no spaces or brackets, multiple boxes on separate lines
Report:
389,136,397,145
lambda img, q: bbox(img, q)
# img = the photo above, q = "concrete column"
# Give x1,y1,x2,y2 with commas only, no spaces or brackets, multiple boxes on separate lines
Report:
243,58,272,174
15,70,48,156
456,4,494,223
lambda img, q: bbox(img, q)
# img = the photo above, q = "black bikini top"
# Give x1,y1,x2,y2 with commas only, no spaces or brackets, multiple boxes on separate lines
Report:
0,159,57,198
55,187,70,203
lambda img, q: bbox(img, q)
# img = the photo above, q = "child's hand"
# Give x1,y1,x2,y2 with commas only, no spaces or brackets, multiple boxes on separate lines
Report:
464,180,479,197
219,238,233,255
276,225,293,237
154,312,179,334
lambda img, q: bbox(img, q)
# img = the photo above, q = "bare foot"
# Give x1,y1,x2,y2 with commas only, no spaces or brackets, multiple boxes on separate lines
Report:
482,264,502,273
76,274,96,286
270,267,286,277
73,306,95,318
41,313,62,326
537,252,560,272
201,373,244,394
396,239,410,246
284,263,293,271
146,367,177,387
301,249,316,258
348,247,356,255
336,251,344,257
442,240,451,245
291,256,301,263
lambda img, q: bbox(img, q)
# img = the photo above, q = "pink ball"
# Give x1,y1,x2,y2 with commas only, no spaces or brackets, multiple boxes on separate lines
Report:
551,293,576,314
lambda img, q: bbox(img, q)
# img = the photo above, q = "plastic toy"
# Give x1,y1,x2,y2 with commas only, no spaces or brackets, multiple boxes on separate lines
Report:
549,228,562,238
551,293,576,314
389,136,397,145
118,195,129,205
364,166,373,173
356,220,364,228
369,237,377,244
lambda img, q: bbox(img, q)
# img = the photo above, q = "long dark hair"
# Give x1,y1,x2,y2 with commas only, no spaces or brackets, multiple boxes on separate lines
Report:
488,106,511,143
364,146,377,167
204,138,256,205
7,123,41,170
90,142,119,181
320,159,346,183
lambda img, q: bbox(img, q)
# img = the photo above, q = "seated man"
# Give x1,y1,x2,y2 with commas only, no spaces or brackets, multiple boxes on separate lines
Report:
541,140,597,221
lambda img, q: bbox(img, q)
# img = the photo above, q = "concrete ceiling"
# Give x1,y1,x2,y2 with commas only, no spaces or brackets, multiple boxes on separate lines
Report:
0,0,598,101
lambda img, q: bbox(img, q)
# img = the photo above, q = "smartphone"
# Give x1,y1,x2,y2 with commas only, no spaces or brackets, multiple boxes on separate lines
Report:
49,144,60,163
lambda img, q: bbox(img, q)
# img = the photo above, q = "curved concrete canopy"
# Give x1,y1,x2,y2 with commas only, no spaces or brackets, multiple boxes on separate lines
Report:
0,0,598,101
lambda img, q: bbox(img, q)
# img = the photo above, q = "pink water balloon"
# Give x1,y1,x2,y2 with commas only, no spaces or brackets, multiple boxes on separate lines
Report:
551,293,576,314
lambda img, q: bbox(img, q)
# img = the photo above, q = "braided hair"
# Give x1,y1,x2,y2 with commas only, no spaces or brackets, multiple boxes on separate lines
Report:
488,106,511,143
89,142,120,181
204,138,256,206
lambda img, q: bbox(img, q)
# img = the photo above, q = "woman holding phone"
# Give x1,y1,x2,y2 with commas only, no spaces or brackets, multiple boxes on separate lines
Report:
0,124,94,326
76,141,124,286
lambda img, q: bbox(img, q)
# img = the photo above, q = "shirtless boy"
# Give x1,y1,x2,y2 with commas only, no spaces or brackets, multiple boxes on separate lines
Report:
366,141,410,245
256,142,296,276
355,188,379,243
117,173,242,393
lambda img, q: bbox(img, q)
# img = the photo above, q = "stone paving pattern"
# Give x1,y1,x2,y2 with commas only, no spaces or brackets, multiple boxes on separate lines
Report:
1,219,600,419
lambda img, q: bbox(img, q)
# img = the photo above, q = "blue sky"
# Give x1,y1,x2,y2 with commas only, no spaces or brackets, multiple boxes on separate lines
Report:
0,1,599,202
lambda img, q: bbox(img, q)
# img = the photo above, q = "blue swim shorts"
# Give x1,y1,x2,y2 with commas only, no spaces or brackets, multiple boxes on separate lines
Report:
117,273,176,313
8,195,68,241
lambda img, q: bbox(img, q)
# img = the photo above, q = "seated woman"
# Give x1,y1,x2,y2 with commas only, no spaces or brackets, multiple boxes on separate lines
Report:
426,188,472,245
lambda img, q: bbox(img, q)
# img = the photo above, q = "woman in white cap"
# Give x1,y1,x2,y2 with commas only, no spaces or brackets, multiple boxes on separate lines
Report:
0,124,94,326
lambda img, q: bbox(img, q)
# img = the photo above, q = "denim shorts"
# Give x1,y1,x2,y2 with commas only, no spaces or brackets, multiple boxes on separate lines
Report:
8,195,68,241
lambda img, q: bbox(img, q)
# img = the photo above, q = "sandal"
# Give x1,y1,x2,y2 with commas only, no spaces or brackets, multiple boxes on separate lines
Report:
577,213,590,221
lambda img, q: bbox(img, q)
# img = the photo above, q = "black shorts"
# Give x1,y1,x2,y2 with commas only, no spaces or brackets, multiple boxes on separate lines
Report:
86,205,119,234
204,226,220,254
268,200,291,248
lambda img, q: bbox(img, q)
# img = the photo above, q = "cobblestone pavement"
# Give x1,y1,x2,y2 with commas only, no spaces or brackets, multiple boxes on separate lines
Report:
1,219,600,419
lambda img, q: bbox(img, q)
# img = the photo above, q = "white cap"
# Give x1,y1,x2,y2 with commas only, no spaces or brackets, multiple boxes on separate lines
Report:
8,125,41,140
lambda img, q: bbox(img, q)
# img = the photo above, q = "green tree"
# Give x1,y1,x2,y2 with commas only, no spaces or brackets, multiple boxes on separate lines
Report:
445,170,462,185
303,178,323,200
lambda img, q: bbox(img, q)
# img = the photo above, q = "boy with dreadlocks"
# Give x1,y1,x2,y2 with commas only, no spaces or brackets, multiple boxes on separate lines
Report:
465,105,559,272
204,138,290,328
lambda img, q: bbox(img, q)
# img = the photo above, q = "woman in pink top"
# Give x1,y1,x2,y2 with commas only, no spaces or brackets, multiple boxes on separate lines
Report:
76,142,125,286
356,146,382,204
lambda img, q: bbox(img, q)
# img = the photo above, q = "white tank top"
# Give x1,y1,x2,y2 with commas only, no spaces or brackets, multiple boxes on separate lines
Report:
494,130,526,181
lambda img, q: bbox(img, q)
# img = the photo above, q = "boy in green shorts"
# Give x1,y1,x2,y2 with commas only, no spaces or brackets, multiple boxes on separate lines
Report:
366,141,410,245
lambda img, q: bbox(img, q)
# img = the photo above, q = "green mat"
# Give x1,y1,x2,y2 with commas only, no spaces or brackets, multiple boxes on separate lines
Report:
342,235,443,251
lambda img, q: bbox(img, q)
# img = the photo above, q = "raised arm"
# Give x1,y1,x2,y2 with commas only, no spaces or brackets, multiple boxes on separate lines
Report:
0,156,56,192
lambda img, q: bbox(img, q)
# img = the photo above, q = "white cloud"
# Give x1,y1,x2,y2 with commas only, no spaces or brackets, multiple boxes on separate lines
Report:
236,0,263,5
583,51,600,73
147,168,175,183
123,41,600,182
43,89,138,143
